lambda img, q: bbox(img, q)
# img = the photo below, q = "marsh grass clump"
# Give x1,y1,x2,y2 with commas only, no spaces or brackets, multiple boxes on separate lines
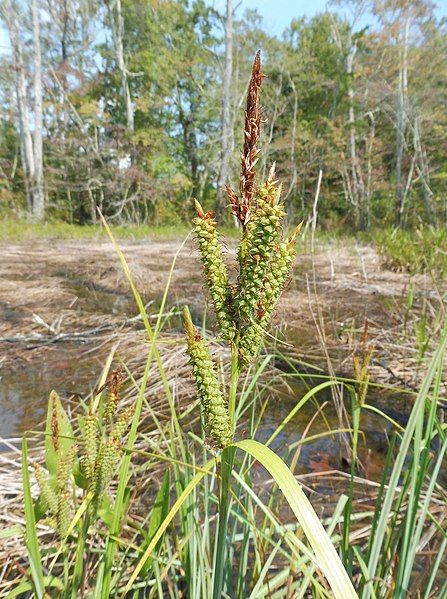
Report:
373,226,447,276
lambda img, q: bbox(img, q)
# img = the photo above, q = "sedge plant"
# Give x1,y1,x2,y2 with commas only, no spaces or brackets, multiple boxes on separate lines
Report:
177,52,356,599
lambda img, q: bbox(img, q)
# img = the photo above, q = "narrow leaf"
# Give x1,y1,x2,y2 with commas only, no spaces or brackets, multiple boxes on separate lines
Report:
22,436,45,598
234,439,357,599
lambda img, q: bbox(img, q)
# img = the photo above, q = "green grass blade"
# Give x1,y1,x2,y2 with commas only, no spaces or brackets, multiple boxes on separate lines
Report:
140,469,171,576
363,327,447,598
6,576,64,599
97,222,190,595
247,538,282,599
266,380,339,446
21,436,45,598
233,439,357,599
122,458,216,595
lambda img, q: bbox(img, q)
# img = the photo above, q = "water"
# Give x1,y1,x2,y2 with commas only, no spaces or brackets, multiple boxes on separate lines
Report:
0,275,138,441
249,375,412,485
0,331,412,480
0,265,414,475
0,346,104,444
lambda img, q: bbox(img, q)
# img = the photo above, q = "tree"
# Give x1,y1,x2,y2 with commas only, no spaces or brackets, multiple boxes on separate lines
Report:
372,0,438,226
215,0,234,219
31,0,44,220
105,0,134,131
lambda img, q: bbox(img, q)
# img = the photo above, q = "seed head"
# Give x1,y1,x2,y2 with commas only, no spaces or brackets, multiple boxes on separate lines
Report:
57,490,71,536
57,443,77,490
104,366,123,421
35,463,58,515
83,413,98,484
51,393,59,452
194,200,235,341
94,439,121,505
238,223,301,365
236,180,286,325
110,405,134,442
183,307,232,449
239,51,264,223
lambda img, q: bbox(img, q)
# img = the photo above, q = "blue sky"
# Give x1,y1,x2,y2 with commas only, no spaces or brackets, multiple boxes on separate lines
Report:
208,0,332,35
207,0,447,36
1,0,447,54
0,0,333,54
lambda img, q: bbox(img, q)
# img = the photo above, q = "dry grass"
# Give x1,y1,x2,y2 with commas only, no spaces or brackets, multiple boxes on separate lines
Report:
1,237,445,386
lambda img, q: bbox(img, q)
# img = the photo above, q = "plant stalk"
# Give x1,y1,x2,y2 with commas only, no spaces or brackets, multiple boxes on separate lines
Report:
212,341,239,598
228,339,239,432
212,445,236,598
71,512,90,598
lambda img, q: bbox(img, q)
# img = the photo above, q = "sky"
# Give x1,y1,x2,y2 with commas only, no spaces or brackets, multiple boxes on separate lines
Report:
1,0,447,54
207,0,447,36
207,0,334,36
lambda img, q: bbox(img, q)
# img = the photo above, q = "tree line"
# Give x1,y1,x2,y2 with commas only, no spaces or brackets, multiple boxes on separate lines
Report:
0,0,446,229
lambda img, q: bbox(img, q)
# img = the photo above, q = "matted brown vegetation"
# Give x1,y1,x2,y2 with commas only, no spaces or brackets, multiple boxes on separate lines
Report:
1,237,444,389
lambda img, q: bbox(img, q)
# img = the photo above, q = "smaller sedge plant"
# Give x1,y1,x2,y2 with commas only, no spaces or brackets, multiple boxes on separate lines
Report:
33,367,133,536
342,320,374,569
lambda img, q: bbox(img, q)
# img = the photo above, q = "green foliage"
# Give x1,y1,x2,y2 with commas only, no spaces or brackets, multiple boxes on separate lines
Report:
373,227,447,276
0,219,190,241
3,0,447,227
13,239,447,597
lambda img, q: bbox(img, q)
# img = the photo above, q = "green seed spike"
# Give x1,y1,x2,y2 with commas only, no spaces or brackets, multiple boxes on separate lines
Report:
34,463,58,516
104,390,118,422
57,490,71,537
83,413,98,484
110,405,134,442
52,444,77,537
193,200,235,341
183,307,232,449
94,439,121,503
237,179,286,325
239,224,301,365
57,443,77,490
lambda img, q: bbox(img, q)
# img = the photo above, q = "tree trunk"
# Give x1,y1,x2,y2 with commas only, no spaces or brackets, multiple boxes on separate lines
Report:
413,114,435,224
31,0,45,221
395,18,410,227
215,0,233,219
4,0,36,214
284,75,298,221
108,0,134,131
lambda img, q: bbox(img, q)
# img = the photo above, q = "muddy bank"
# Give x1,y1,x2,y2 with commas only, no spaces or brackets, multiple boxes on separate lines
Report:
0,236,445,437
